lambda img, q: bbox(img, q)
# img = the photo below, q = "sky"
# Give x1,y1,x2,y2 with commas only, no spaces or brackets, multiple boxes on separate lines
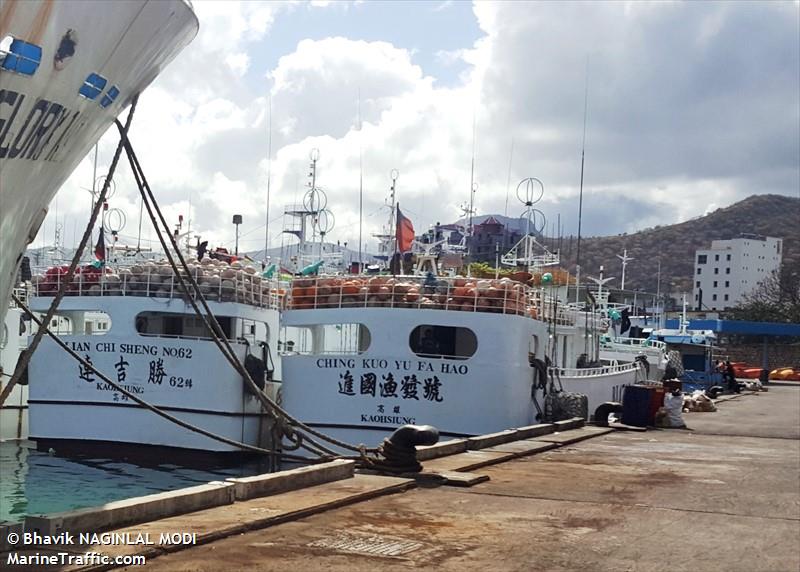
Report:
38,0,800,260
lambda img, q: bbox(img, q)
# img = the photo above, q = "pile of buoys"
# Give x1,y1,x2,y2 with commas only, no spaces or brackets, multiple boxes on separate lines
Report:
289,275,535,316
769,367,800,382
33,259,285,308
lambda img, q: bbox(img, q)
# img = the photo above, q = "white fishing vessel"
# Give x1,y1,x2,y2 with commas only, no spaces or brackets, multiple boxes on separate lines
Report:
26,258,284,453
0,0,198,330
0,301,27,439
280,272,644,450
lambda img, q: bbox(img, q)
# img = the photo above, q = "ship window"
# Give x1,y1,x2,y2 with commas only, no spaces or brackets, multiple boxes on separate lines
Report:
409,325,477,360
0,36,42,76
79,72,108,100
135,311,233,340
697,255,707,264
83,312,112,335
280,324,371,355
100,85,120,108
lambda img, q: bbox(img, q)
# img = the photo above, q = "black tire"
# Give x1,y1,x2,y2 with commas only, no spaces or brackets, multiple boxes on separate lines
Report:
594,402,623,426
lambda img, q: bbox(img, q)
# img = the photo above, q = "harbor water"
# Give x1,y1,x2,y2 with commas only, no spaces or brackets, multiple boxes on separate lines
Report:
0,440,274,524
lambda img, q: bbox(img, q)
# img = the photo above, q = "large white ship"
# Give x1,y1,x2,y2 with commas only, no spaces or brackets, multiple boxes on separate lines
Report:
0,0,198,439
0,0,198,328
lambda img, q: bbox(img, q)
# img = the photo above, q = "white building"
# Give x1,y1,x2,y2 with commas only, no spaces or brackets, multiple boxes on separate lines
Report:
692,235,783,311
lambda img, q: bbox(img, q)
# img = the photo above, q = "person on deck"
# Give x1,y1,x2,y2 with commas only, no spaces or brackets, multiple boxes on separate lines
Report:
725,360,740,393
419,329,441,357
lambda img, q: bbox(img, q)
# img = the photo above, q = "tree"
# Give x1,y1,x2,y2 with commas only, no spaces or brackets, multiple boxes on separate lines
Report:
726,258,800,324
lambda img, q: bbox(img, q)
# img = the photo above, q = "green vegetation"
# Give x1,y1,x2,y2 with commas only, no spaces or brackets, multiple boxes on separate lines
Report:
726,258,800,324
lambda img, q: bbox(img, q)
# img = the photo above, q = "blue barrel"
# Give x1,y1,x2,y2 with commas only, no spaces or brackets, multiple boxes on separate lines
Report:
622,385,653,427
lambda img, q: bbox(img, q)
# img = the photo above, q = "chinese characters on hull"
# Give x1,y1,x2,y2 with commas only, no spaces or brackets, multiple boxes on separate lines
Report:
338,370,444,402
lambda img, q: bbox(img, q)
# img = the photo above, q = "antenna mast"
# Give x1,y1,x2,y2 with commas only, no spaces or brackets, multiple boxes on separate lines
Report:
504,137,514,217
616,248,634,291
468,110,477,260
575,58,589,304
358,89,363,273
264,91,273,262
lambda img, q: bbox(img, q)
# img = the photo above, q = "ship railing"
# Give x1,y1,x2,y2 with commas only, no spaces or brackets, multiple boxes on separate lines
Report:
9,285,31,308
527,290,576,326
31,267,284,311
287,275,535,317
602,337,667,351
551,360,642,378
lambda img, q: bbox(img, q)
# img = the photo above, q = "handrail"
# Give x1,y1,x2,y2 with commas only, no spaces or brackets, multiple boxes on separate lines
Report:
31,265,284,311
553,361,641,378
601,337,667,350
286,274,580,324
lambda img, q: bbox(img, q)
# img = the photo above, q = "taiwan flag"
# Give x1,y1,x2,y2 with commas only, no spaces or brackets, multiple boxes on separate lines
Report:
94,227,106,265
395,204,415,253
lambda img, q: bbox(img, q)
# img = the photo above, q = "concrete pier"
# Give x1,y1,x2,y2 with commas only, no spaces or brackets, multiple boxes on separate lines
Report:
2,385,798,571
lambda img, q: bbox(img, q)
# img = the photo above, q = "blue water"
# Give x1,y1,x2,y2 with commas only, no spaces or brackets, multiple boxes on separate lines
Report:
0,441,275,523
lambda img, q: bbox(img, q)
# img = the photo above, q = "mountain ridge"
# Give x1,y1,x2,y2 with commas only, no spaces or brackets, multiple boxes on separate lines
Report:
547,194,799,293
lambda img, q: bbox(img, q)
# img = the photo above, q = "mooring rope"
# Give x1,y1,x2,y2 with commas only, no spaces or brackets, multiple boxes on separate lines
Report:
0,97,139,408
11,294,320,462
114,120,379,457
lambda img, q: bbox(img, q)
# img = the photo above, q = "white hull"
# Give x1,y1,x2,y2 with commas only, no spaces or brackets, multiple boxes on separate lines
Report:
280,275,644,452
0,0,198,326
0,306,28,439
30,402,264,453
282,307,549,449
558,363,642,418
27,294,281,453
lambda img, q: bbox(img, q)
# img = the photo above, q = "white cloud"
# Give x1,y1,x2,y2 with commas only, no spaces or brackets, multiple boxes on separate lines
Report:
44,0,799,263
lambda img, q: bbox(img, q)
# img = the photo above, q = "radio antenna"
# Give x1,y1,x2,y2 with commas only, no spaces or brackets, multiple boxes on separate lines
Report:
575,57,589,304
264,91,273,261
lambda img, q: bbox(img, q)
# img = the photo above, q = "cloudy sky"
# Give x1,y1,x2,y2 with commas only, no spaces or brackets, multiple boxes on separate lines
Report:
39,0,800,259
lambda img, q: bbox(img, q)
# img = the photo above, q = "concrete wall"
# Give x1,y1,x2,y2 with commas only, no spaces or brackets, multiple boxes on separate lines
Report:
721,343,800,369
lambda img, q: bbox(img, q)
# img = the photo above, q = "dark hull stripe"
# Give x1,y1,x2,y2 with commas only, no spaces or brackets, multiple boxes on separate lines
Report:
302,422,472,439
27,399,265,418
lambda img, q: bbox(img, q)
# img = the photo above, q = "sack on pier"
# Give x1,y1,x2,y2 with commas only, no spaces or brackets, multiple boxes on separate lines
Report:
659,392,686,428
684,391,716,412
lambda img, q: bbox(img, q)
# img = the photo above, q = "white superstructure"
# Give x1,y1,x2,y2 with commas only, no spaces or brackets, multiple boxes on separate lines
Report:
692,235,783,311
0,0,198,329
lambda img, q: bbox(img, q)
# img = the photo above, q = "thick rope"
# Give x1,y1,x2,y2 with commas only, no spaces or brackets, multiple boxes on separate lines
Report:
11,294,314,462
117,134,347,458
115,121,378,457
0,97,139,407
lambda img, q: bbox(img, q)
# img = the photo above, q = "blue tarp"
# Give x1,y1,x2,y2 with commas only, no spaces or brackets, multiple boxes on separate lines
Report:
664,319,800,337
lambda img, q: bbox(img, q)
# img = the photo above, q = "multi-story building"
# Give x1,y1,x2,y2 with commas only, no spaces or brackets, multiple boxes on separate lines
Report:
692,235,782,311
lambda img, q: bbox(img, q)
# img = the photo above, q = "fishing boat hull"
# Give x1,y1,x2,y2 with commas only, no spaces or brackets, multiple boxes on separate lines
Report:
557,362,643,418
281,307,550,450
0,306,28,439
27,294,282,453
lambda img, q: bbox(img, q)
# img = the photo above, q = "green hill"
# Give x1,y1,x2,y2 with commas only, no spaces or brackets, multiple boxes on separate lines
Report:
552,194,800,294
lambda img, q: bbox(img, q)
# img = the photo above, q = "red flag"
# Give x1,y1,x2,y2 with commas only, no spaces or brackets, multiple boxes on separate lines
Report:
94,228,106,263
395,204,415,253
